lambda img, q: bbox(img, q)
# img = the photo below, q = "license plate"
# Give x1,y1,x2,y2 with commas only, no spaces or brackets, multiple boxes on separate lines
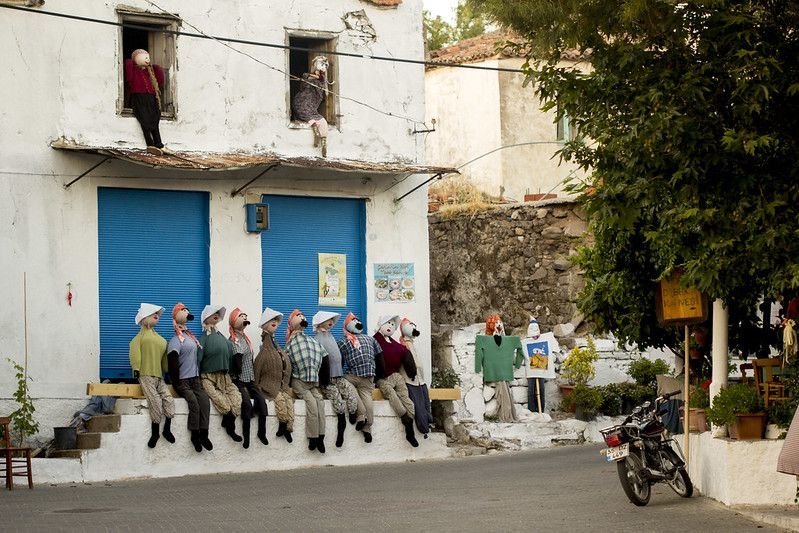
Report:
604,443,629,462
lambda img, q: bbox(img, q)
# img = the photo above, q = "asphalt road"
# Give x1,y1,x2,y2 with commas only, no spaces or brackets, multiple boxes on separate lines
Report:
1,445,782,532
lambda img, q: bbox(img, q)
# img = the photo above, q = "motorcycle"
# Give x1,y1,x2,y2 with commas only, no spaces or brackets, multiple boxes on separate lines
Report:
599,390,693,506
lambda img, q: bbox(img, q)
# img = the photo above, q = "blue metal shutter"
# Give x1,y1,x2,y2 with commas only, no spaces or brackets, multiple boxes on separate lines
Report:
261,195,366,342
97,187,210,379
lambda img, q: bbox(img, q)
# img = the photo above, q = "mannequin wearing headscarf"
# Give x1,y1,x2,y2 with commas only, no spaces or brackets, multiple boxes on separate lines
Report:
229,307,269,449
124,49,166,154
167,303,212,452
475,314,524,422
285,309,329,453
313,311,359,448
199,305,243,442
129,303,175,448
374,315,418,447
400,318,433,438
337,312,382,443
254,307,295,443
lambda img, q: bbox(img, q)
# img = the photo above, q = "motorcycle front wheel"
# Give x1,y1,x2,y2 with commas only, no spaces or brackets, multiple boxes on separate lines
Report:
616,451,651,506
660,449,694,498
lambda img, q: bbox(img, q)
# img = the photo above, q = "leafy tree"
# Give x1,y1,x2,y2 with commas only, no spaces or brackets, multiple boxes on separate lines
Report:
424,3,489,51
472,0,799,349
423,10,454,51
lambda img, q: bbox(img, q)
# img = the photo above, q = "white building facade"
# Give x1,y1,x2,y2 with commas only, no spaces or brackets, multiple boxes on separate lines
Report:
1,0,449,436
425,32,587,202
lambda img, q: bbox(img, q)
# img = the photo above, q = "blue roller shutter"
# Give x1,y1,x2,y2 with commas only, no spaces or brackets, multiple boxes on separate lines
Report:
98,187,210,379
261,194,366,342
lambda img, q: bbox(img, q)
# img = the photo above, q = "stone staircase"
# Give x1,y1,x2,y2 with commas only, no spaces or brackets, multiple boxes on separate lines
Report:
48,415,121,459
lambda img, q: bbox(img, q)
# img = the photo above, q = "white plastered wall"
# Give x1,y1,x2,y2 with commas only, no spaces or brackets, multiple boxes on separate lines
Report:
0,0,434,437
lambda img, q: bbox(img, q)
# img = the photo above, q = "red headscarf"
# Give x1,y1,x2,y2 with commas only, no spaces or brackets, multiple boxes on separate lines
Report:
485,314,502,335
344,312,361,349
228,307,252,352
172,303,200,347
286,309,303,345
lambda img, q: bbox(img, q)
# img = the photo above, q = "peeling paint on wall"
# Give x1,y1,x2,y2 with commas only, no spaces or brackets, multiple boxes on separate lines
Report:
342,10,377,45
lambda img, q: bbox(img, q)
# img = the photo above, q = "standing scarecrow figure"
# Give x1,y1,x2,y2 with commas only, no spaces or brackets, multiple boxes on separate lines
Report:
291,55,331,157
124,49,166,155
129,303,176,448
475,314,524,423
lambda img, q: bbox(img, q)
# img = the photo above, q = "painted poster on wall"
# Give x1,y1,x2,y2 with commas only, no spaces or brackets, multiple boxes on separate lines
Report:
318,253,347,307
522,332,558,379
374,263,415,303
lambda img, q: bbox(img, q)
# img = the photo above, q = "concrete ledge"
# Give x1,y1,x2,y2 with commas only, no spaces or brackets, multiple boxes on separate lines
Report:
33,399,452,485
87,382,461,400
687,431,796,505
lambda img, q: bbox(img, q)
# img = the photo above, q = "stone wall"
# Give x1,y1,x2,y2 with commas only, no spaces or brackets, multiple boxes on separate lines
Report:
436,324,676,425
428,198,589,335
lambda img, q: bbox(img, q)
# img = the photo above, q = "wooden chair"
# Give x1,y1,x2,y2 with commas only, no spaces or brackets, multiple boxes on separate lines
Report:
751,358,789,408
0,416,33,490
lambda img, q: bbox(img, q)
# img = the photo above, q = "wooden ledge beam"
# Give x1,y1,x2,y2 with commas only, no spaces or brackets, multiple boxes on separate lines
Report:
87,383,461,401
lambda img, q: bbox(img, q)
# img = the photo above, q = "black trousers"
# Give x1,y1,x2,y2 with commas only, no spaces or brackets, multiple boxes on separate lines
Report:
174,376,210,431
130,93,163,148
235,380,268,419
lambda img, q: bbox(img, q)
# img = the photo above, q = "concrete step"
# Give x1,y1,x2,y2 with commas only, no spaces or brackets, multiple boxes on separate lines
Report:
76,432,102,450
87,414,121,433
49,450,83,459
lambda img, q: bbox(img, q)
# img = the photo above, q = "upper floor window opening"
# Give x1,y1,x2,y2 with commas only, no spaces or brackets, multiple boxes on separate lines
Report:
287,31,339,128
556,110,578,142
118,9,179,120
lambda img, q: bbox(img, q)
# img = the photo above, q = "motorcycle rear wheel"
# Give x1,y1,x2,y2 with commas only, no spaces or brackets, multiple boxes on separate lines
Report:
616,452,651,506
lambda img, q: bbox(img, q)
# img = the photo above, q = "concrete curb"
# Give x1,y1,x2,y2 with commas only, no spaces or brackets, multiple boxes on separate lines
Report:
731,506,799,532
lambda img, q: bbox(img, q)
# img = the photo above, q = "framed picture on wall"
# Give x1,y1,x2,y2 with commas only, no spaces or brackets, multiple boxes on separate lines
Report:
523,332,557,379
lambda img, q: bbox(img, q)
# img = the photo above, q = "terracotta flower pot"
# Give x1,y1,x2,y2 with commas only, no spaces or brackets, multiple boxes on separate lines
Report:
728,412,766,440
680,407,708,432
559,384,576,413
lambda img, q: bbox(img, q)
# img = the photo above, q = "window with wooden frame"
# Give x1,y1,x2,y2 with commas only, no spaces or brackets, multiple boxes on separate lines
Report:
287,32,339,127
118,9,178,119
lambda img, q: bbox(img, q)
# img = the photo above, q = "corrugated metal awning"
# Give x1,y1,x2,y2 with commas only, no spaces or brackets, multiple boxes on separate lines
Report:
51,139,456,175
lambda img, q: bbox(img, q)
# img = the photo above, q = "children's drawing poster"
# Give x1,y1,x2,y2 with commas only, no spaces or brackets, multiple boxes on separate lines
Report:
318,253,347,307
374,263,415,303
522,332,558,379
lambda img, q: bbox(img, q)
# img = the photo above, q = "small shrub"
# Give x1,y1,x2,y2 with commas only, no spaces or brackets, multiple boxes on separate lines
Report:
627,357,670,389
572,384,603,419
688,385,710,409
705,384,761,427
431,367,461,389
561,337,599,385
8,358,38,446
597,383,622,416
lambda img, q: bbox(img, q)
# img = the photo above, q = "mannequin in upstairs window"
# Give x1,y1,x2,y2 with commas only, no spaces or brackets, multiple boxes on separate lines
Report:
475,314,524,423
291,55,330,157
229,307,269,449
129,303,176,448
124,49,165,155
373,315,419,447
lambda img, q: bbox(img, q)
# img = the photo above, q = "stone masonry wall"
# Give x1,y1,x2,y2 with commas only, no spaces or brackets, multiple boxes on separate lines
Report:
428,198,589,335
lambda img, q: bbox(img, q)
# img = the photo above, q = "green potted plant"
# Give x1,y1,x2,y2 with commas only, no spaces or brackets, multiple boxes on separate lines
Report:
560,338,599,409
705,384,765,439
682,384,710,432
570,384,603,421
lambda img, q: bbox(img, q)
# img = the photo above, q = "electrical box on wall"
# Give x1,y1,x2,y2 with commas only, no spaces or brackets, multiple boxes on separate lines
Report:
245,203,269,233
